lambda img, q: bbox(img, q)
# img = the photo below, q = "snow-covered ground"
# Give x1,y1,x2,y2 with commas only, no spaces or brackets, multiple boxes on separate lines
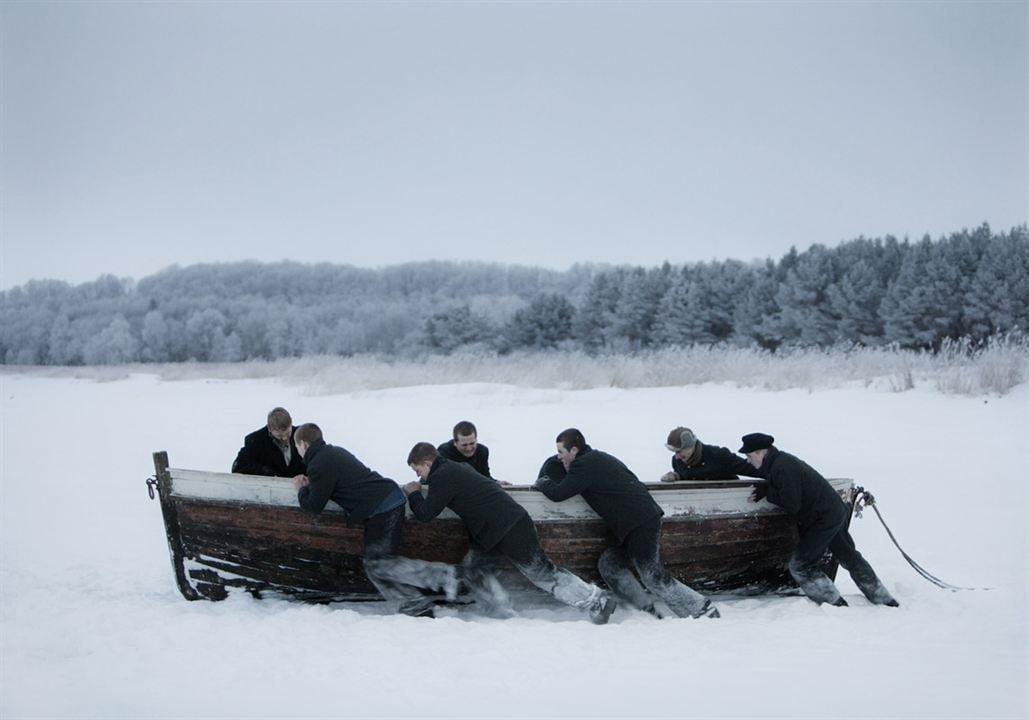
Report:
1,372,1026,719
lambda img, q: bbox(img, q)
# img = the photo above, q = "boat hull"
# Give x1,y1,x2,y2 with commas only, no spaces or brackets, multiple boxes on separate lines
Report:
149,452,852,602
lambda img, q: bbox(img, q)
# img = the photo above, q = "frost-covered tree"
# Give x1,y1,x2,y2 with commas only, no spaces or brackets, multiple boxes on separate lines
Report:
653,266,694,346
910,227,983,343
963,225,1029,339
504,293,576,351
422,305,497,354
732,261,781,349
698,261,747,344
46,313,81,365
654,262,742,346
141,310,172,362
185,308,230,361
610,266,667,350
573,269,625,352
880,237,946,349
827,258,886,345
352,304,422,355
82,315,140,365
0,290,53,364
215,331,244,362
263,311,295,360
81,274,129,301
773,245,840,346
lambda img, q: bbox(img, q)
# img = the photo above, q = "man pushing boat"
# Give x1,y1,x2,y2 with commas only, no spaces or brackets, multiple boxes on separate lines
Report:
404,442,617,623
535,428,720,620
741,432,899,608
291,423,458,618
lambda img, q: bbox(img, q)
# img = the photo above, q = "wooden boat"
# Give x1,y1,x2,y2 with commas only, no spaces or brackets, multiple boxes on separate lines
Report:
147,451,852,603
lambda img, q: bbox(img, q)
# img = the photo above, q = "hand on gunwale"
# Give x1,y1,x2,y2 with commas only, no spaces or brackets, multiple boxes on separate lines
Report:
292,474,309,490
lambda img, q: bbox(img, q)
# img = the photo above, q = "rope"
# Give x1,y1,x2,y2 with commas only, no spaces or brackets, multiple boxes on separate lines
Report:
852,486,984,591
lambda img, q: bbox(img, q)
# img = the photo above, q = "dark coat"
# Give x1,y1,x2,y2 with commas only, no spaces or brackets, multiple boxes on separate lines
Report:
437,440,492,478
671,443,761,481
408,457,526,551
758,447,848,531
535,447,663,542
298,439,397,527
232,426,306,477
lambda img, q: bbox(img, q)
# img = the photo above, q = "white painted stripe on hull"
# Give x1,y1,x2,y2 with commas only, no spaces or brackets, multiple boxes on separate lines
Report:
169,468,853,521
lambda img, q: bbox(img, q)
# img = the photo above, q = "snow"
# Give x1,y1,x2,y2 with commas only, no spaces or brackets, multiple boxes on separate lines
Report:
1,372,1026,719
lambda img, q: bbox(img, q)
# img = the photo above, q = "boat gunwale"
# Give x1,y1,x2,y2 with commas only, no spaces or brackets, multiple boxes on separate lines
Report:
164,465,853,521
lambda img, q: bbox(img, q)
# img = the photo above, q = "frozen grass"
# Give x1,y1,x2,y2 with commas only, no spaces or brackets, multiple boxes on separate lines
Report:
3,335,1026,396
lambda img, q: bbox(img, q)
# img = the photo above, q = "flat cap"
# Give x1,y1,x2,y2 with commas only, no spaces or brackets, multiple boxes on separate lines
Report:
738,433,775,454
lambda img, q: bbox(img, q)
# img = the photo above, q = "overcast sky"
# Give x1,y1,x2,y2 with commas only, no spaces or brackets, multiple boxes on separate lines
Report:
1,1,1025,289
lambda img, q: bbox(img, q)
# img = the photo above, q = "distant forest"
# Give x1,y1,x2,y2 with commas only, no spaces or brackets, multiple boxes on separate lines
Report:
2,223,1026,366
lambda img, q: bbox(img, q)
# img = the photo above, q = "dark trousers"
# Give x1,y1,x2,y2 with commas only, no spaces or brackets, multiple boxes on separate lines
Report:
462,516,603,616
362,505,456,615
598,517,710,617
790,515,896,605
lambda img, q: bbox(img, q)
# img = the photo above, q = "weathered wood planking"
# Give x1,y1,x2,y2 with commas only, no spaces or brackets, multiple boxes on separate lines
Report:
151,452,851,602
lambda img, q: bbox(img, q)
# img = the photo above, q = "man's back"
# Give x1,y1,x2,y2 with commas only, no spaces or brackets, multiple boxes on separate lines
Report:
410,457,524,551
299,440,395,524
763,448,847,529
536,447,662,541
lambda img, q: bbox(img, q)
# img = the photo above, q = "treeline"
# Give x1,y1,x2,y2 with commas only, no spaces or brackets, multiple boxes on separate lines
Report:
1,223,1026,365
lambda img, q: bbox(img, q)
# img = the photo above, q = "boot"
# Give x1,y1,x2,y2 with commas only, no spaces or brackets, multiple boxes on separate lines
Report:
641,604,663,619
463,567,516,618
399,599,436,618
589,594,617,625
692,599,720,619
